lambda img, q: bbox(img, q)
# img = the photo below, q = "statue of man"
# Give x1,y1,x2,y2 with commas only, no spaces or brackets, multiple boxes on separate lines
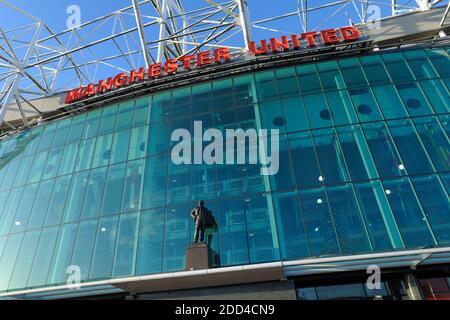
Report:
191,200,217,243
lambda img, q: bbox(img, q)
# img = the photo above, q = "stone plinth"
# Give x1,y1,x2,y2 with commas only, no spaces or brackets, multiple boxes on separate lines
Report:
185,243,210,271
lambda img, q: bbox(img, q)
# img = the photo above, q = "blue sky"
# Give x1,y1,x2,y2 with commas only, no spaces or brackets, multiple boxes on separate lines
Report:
1,0,448,90
5,0,446,36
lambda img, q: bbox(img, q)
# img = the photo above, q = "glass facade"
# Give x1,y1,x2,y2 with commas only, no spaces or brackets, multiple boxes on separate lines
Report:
0,47,449,293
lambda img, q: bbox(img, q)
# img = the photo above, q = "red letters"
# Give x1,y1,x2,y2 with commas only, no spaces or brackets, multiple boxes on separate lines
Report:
249,40,268,55
301,32,319,47
270,36,290,53
340,26,361,42
197,51,212,67
164,59,179,74
181,55,196,70
291,34,301,49
214,48,231,63
65,87,83,104
129,67,146,84
321,29,340,45
83,83,96,97
64,25,362,105
114,73,128,88
148,63,162,78
96,78,113,94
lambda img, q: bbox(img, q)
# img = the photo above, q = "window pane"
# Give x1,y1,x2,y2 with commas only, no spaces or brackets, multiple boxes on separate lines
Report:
419,79,450,114
11,183,39,233
359,55,391,85
338,58,368,88
147,121,170,156
136,208,165,275
212,79,233,110
163,203,191,271
413,116,450,172
101,162,126,216
326,185,372,254
372,84,408,119
403,50,437,79
143,155,167,209
91,133,113,168
299,188,340,256
426,48,450,78
82,166,107,220
288,132,322,188
59,142,80,175
44,175,72,227
129,125,149,160
166,160,190,205
336,125,376,181
97,105,118,135
172,87,191,117
0,187,24,236
82,110,101,140
317,60,346,91
116,101,134,131
325,90,358,126
349,88,383,122
312,129,350,185
47,222,78,285
28,179,55,230
281,97,309,132
70,219,97,281
412,175,450,245
192,164,217,201
255,71,277,101
258,100,286,132
217,198,249,266
354,182,399,251
150,92,171,123
13,154,33,187
66,114,86,144
27,226,58,288
234,75,255,106
90,216,119,279
387,119,434,175
133,97,151,127
52,118,71,148
27,151,48,183
268,134,295,190
396,82,434,116
382,52,415,82
383,178,435,248
63,170,89,223
362,122,404,178
192,83,212,114
113,213,139,277
122,159,145,212
296,64,322,94
303,93,332,129
43,147,64,180
275,67,301,96
273,192,309,259
110,129,130,164
0,233,24,290
245,195,280,263
73,139,94,172
36,123,57,152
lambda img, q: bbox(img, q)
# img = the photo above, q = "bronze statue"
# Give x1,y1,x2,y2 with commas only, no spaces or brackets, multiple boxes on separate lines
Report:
191,200,217,244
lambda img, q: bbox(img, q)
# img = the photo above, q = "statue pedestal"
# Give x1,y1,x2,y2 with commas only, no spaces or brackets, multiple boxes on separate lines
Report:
185,243,210,271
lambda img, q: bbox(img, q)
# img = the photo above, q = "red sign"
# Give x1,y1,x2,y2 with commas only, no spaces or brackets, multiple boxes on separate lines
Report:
65,26,361,104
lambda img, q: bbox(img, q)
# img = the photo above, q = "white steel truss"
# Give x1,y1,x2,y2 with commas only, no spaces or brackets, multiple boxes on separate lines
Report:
0,0,449,130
